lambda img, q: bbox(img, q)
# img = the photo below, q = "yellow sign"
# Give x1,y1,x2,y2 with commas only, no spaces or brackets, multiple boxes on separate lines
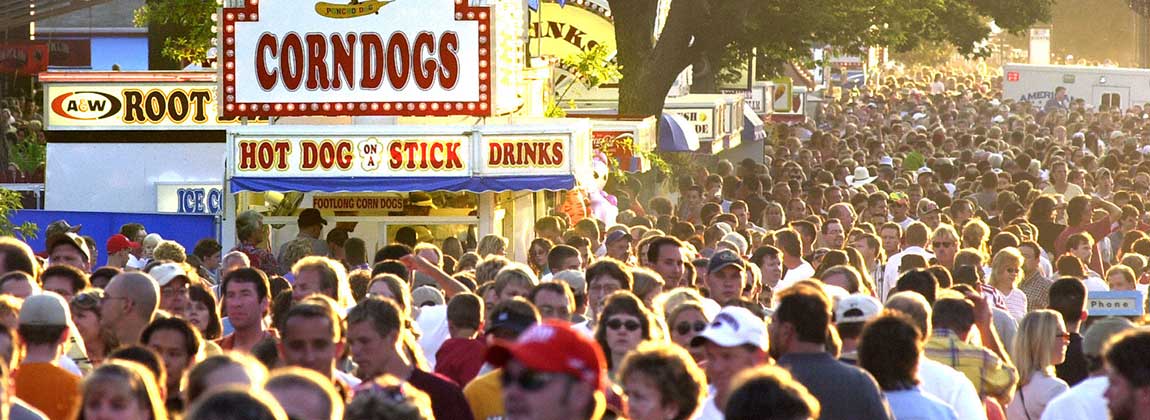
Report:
772,78,793,113
314,0,394,18
529,1,616,60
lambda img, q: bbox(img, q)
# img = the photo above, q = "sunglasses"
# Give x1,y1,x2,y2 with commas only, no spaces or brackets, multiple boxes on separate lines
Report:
71,290,104,310
932,241,955,249
674,321,708,336
606,318,641,332
501,368,565,391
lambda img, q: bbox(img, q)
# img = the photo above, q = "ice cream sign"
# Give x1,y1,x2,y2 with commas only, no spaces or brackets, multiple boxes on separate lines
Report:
221,0,522,118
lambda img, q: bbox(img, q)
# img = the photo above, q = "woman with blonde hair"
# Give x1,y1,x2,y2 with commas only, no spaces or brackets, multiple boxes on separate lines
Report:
476,234,508,257
990,247,1028,320
76,360,169,420
962,218,991,257
1006,310,1070,420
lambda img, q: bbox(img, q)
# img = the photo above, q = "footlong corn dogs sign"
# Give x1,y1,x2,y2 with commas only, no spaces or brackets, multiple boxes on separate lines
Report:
221,0,509,118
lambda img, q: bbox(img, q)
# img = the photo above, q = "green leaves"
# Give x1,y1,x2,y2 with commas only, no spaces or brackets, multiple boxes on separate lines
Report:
0,188,36,240
560,44,623,90
134,0,217,65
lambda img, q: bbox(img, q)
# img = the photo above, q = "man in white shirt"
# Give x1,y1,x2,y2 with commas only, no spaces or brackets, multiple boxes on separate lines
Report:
775,229,815,292
1042,317,1135,420
883,222,934,300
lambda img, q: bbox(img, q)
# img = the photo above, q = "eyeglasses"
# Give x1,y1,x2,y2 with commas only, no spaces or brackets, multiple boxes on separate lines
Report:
674,321,708,336
501,368,565,391
606,318,641,332
932,241,955,249
1056,332,1072,341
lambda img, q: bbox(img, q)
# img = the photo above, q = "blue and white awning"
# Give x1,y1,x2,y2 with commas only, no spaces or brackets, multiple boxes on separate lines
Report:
742,103,766,143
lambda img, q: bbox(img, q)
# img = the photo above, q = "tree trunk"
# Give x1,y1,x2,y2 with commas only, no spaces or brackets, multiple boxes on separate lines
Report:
610,0,705,116
690,49,721,94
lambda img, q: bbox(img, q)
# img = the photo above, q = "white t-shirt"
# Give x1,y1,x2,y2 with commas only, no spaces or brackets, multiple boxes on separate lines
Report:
694,393,724,420
919,357,987,420
776,261,815,292
415,305,449,369
1040,376,1108,420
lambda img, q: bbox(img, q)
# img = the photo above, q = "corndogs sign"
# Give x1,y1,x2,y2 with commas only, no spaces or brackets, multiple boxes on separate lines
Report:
221,0,517,118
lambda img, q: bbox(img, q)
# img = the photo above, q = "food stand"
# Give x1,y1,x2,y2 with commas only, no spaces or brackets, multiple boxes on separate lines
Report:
213,0,610,261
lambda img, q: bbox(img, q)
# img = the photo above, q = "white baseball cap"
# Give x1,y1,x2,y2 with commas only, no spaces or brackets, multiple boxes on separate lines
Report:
834,294,883,324
690,306,767,350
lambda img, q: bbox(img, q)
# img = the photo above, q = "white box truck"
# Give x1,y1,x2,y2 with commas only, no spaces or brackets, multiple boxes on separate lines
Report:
1002,63,1150,110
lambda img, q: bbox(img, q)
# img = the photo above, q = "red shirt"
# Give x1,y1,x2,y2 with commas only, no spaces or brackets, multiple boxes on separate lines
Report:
1054,218,1114,275
434,337,486,386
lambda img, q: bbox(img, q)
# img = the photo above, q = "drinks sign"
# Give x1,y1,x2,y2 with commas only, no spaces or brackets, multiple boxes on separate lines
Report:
221,0,511,118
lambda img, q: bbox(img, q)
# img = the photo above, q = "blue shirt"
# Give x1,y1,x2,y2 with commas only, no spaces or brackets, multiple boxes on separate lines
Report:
884,387,958,420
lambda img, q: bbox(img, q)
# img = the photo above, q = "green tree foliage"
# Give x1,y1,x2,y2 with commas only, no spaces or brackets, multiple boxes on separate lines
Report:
608,0,1053,114
134,0,217,65
0,188,36,239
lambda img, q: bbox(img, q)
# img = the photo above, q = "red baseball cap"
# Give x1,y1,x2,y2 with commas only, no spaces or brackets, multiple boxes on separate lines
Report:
106,234,140,254
486,320,607,392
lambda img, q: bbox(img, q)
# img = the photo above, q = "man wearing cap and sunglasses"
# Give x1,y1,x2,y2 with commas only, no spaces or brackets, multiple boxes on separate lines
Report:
486,320,607,420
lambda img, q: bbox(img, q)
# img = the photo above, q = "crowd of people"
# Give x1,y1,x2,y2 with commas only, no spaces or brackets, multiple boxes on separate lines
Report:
0,96,45,182
2,64,1150,420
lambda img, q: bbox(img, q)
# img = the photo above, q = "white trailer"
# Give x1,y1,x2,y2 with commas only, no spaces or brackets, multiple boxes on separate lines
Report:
1002,63,1150,110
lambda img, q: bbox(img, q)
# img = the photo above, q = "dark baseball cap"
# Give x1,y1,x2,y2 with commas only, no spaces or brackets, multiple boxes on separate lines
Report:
605,229,632,245
707,249,745,274
485,306,537,336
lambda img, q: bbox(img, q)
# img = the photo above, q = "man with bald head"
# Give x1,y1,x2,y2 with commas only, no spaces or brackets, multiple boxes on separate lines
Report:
100,272,160,346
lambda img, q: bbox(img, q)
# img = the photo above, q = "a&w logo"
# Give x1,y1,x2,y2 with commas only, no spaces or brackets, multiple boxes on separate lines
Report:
50,91,122,121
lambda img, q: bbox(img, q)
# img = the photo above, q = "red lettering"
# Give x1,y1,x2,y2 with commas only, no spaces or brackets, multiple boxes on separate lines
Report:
301,142,319,170
239,141,258,170
330,33,356,90
488,143,500,166
439,32,459,89
429,142,444,168
281,33,304,90
446,142,462,168
552,142,564,164
256,35,278,90
418,141,428,169
413,32,436,90
337,141,353,169
386,33,411,89
502,142,514,166
403,142,418,169
305,34,330,90
272,142,292,170
388,141,403,169
361,34,384,89
258,142,275,169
